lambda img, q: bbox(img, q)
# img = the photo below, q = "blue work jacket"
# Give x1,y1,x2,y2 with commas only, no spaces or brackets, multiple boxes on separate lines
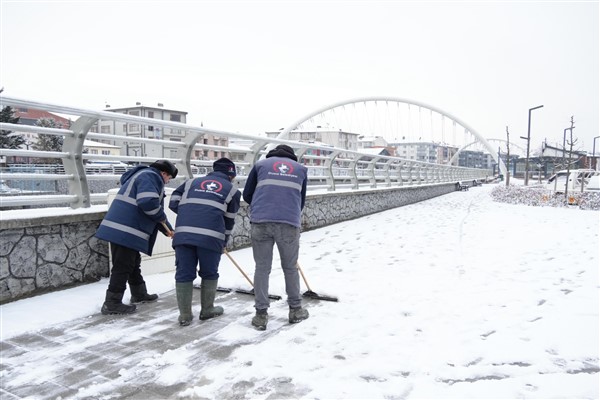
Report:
169,171,241,252
95,166,172,256
243,156,307,228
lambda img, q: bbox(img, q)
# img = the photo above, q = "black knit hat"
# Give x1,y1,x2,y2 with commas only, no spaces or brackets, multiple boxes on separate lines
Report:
266,144,297,162
213,157,236,177
150,160,178,178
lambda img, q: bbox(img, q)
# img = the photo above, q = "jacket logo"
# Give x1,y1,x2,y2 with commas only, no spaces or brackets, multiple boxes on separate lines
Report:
273,161,294,175
200,180,223,192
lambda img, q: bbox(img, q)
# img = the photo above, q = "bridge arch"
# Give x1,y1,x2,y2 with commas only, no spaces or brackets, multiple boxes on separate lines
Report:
449,138,526,166
275,96,507,176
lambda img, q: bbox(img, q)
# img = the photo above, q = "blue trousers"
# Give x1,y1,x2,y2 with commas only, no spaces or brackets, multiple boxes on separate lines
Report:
174,245,221,283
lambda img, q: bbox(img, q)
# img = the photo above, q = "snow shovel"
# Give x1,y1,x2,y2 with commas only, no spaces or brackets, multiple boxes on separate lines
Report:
297,262,339,302
224,250,282,301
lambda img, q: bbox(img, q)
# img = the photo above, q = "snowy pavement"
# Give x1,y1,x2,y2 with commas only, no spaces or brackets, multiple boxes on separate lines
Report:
1,183,598,399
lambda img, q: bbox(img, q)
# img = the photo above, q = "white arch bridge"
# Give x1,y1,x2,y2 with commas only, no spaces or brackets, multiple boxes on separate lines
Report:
0,95,491,210
276,96,508,176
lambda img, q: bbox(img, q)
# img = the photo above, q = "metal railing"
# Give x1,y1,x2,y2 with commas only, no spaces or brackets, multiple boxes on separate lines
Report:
0,95,488,209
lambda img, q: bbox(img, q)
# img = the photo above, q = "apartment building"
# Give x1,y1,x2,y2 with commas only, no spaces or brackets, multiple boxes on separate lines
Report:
266,127,360,151
89,103,187,159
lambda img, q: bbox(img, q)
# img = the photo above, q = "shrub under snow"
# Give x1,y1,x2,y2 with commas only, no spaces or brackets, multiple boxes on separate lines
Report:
490,184,600,211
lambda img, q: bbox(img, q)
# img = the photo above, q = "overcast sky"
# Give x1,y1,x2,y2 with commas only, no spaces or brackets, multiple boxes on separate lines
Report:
1,1,598,151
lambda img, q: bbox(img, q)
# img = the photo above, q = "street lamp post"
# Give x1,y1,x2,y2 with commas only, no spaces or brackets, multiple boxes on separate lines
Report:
521,105,544,186
593,136,600,171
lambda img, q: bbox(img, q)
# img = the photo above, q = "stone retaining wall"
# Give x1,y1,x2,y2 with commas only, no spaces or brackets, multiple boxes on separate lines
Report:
1,183,456,303
0,212,110,304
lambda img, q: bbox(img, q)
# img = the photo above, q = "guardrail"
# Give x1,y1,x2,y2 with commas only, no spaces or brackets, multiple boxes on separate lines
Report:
0,95,488,209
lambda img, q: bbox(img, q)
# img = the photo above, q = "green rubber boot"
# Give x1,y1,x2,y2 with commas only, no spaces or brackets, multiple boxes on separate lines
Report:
199,279,224,320
176,282,194,326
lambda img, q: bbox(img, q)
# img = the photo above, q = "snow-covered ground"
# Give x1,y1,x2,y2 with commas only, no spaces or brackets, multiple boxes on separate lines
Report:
1,182,598,399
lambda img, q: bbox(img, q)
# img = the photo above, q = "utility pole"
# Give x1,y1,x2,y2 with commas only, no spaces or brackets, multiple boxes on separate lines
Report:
521,105,544,186
563,116,575,170
506,126,511,187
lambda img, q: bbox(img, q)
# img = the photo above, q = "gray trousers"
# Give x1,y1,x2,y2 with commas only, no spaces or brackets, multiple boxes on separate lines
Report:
251,222,301,310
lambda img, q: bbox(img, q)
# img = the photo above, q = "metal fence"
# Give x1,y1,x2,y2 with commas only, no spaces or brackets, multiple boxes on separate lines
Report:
0,95,488,209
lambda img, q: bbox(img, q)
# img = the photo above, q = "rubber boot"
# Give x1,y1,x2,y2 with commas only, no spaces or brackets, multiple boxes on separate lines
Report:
130,282,159,303
101,290,136,315
199,279,224,320
176,282,194,326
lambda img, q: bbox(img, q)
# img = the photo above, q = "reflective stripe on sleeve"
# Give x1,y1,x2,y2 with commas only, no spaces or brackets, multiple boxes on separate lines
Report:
100,220,150,240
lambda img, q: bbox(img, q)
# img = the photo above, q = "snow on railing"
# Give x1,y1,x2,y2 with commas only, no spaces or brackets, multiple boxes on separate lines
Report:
0,95,488,209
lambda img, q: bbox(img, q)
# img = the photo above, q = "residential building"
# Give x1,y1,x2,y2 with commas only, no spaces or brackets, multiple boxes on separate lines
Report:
390,141,439,163
89,103,188,159
12,108,71,147
92,103,229,160
266,127,360,151
458,149,486,169
358,135,396,156
83,140,121,157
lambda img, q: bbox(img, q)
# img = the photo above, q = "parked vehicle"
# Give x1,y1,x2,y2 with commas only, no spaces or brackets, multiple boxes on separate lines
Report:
85,160,130,174
546,169,600,193
0,180,21,194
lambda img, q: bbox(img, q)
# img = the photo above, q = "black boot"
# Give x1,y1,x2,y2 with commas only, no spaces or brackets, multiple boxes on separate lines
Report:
130,283,158,303
101,290,136,315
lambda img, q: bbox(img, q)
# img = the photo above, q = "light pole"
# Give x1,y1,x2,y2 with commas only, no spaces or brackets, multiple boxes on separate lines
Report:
593,136,600,171
521,105,544,185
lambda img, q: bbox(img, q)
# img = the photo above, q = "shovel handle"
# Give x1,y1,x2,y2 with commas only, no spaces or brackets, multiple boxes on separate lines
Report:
161,221,174,238
296,262,313,292
224,250,255,288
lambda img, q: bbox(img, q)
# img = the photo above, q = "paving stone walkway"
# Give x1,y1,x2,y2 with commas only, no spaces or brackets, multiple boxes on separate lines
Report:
1,288,305,399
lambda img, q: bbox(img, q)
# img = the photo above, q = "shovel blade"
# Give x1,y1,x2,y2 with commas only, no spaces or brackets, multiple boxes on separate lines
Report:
302,290,339,302
235,288,282,301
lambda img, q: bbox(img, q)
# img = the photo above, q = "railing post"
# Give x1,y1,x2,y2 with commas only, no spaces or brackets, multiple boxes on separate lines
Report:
350,154,360,190
383,159,394,187
325,151,341,191
64,116,98,209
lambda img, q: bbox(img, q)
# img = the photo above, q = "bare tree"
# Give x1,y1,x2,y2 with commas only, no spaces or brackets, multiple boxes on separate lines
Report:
564,116,577,202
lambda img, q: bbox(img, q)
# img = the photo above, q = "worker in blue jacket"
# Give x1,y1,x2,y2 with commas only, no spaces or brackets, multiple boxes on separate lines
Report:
243,144,309,330
96,160,177,315
169,158,241,326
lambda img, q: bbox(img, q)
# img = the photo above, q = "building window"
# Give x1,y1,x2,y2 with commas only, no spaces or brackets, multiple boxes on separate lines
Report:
102,150,110,155
129,124,139,132
100,126,111,134
129,111,140,116
91,149,98,154
170,114,181,122
147,111,154,118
